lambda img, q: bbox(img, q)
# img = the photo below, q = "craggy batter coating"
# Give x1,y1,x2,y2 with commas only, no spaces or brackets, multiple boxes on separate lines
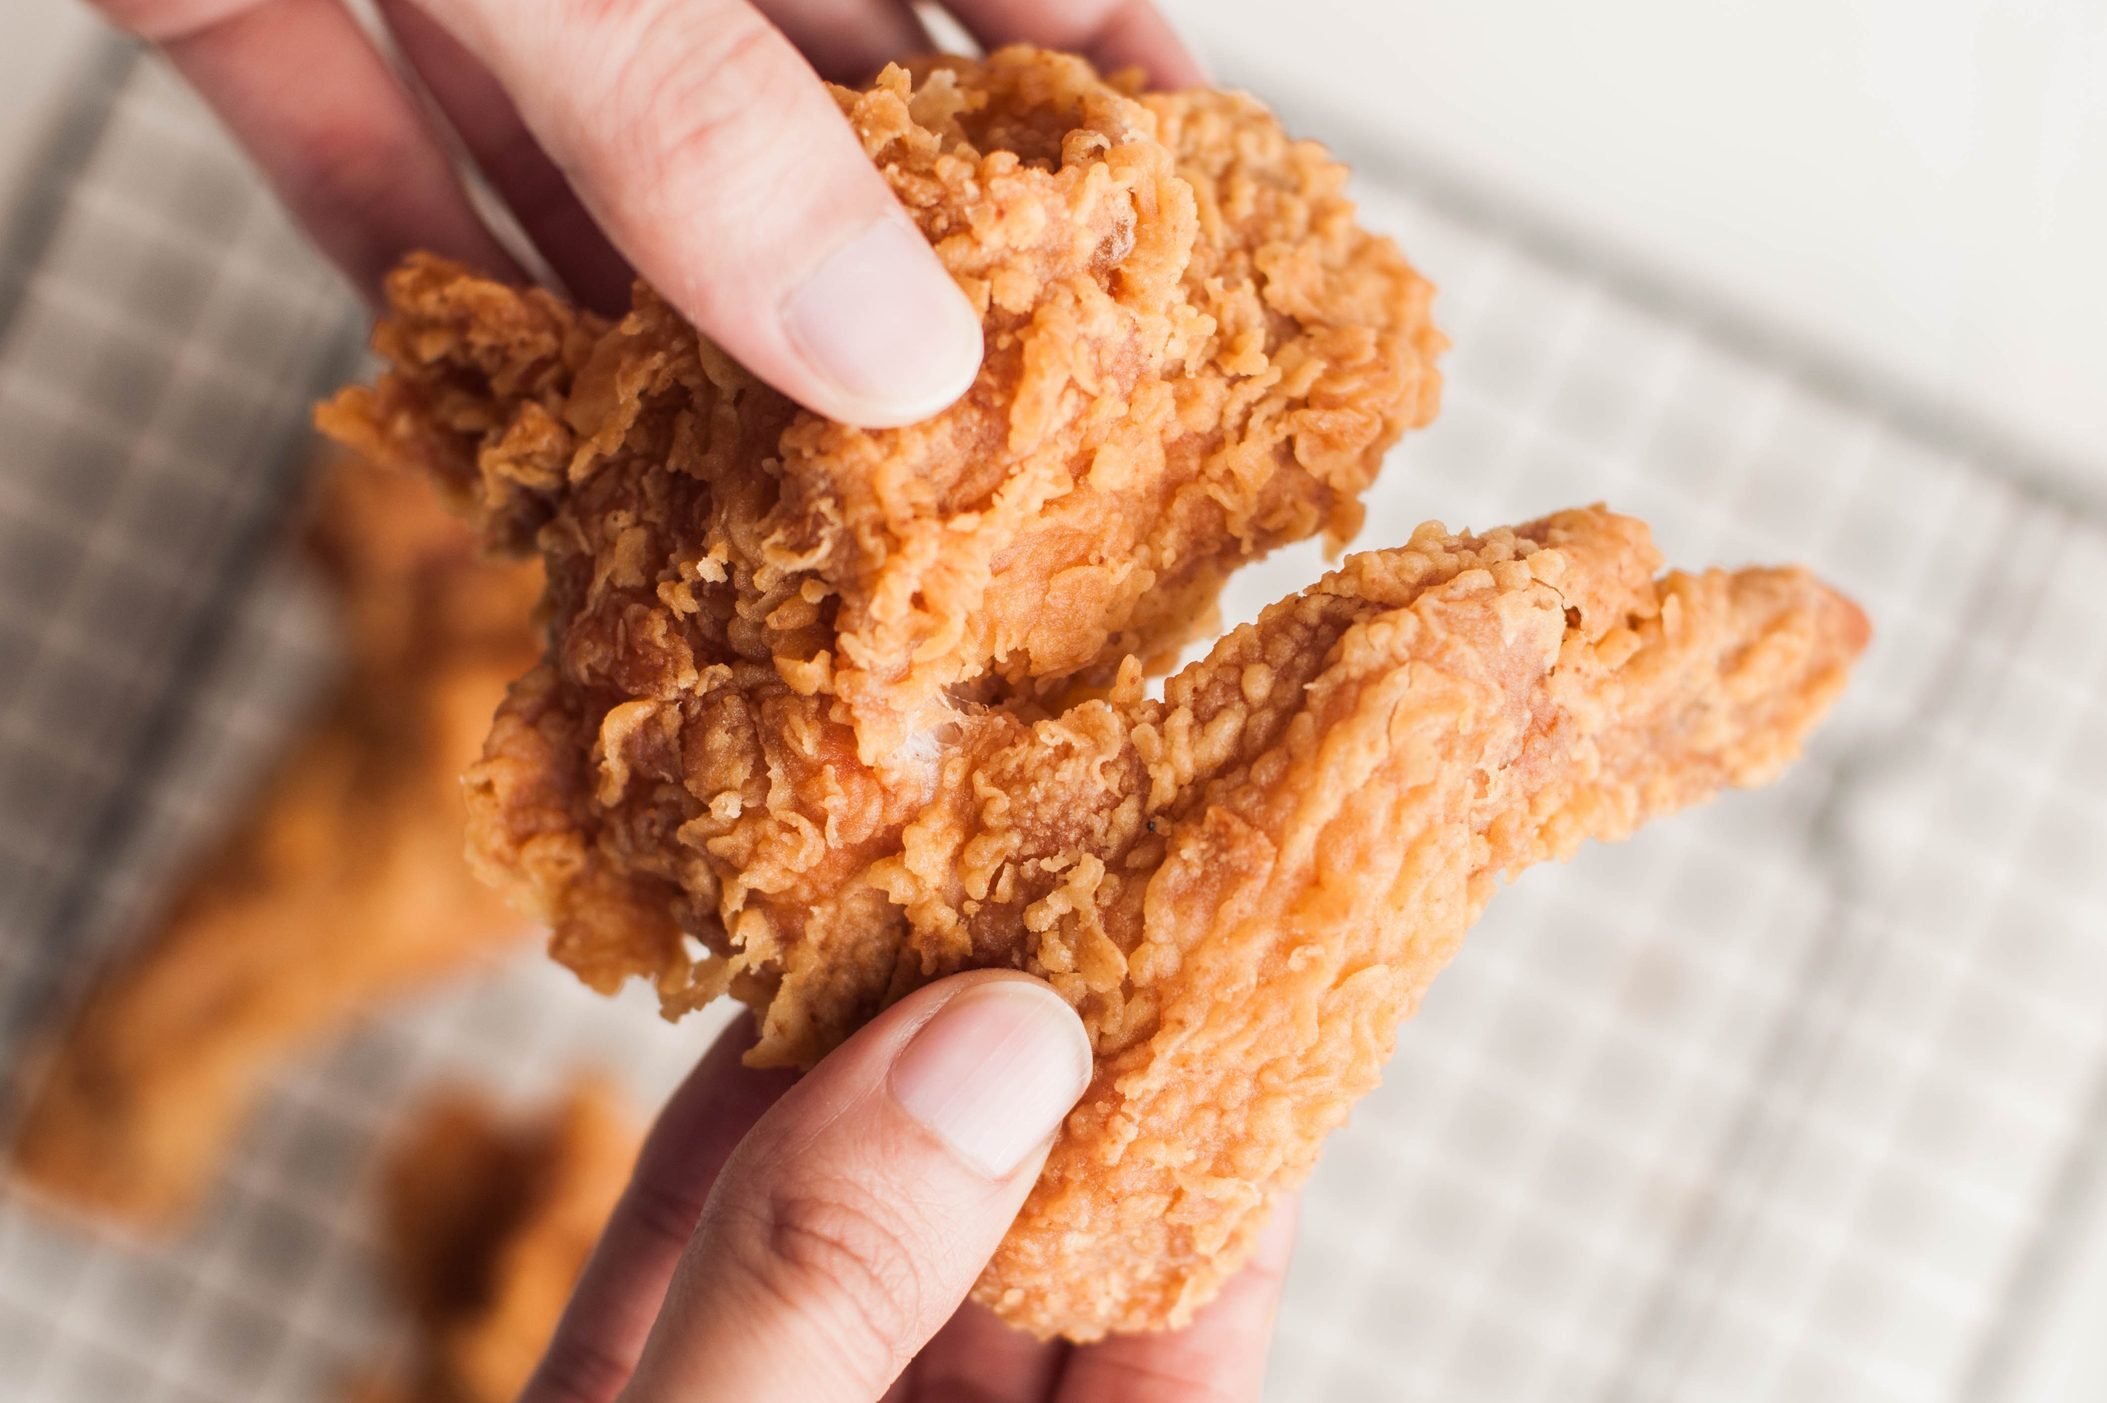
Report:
354,1082,636,1403
320,49,1867,1337
8,457,541,1228
963,509,1866,1333
319,46,1443,1048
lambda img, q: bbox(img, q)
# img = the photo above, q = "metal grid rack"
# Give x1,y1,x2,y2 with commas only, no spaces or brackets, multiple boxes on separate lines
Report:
1,39,2102,1403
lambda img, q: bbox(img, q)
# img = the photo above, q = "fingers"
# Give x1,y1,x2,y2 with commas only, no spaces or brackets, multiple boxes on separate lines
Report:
946,0,1207,89
906,1301,1067,1402
753,0,931,83
1054,1198,1298,1403
418,0,983,427
100,0,519,298
621,971,1092,1402
519,1020,796,1403
376,0,633,313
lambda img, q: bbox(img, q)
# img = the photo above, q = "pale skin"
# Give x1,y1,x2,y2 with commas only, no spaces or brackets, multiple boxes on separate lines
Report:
94,0,1205,426
87,3,1293,1398
531,972,1296,1403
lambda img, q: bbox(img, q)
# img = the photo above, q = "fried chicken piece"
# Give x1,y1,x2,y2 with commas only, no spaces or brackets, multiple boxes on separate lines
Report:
319,45,1442,1036
322,47,1442,780
963,510,1865,1334
319,48,1866,1338
8,456,541,1228
353,1081,635,1403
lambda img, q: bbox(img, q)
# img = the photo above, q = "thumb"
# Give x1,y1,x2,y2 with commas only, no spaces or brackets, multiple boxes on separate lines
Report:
622,971,1092,1402
414,0,983,427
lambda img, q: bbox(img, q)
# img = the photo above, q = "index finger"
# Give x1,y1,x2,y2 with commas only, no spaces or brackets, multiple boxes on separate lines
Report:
944,0,1208,89
518,1019,797,1403
95,0,520,297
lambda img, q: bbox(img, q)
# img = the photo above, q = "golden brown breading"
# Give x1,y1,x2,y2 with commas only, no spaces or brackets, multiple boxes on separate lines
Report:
318,47,1443,1043
321,47,1442,777
964,509,1866,1333
319,48,1865,1338
8,456,541,1228
354,1081,636,1403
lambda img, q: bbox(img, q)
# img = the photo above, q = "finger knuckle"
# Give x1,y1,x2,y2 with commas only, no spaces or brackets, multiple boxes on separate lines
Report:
600,10,783,188
623,1164,710,1254
729,1176,927,1368
530,1332,634,1403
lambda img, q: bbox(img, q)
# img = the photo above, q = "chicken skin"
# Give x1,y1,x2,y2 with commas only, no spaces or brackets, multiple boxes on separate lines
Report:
320,48,1864,1337
9,456,541,1227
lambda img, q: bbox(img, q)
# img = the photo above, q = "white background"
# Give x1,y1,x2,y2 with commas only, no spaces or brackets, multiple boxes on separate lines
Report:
1162,0,2107,503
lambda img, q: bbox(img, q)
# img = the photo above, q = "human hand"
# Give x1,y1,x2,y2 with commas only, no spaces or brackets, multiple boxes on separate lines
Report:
91,0,1203,426
517,970,1294,1402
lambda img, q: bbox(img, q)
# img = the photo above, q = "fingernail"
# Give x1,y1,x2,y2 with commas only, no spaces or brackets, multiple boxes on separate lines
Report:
782,217,982,426
889,980,1092,1178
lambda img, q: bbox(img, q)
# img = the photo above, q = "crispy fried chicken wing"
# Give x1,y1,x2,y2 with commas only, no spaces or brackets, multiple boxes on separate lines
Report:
353,1081,635,1403
320,48,1865,1337
8,456,541,1227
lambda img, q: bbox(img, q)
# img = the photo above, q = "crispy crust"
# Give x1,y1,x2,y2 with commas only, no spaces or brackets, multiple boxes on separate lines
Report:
319,48,1864,1337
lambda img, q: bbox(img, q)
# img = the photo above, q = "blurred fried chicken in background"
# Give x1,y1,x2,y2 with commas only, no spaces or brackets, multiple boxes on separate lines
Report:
350,1080,635,1403
325,47,1865,1338
8,454,541,1227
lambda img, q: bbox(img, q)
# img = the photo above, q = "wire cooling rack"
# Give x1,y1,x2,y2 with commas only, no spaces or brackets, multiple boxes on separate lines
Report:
1,38,2103,1403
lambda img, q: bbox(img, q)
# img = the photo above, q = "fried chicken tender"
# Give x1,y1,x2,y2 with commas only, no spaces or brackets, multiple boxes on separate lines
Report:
353,1081,635,1403
9,456,540,1227
319,47,1866,1338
